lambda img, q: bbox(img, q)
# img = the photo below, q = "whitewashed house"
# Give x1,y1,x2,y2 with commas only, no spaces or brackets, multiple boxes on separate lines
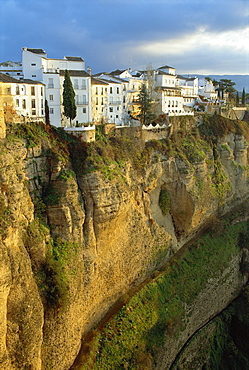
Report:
0,72,44,122
91,77,109,124
21,47,92,127
155,66,195,116
93,72,124,125
0,61,23,79
198,79,218,102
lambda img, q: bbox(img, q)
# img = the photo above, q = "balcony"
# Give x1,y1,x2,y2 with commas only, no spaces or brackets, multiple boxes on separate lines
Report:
109,100,122,105
76,100,89,106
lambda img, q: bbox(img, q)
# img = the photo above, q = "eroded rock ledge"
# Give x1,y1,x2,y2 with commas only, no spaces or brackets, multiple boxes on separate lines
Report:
0,116,249,369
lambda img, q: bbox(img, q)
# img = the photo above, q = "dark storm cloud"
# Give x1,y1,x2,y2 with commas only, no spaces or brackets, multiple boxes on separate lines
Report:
0,0,248,73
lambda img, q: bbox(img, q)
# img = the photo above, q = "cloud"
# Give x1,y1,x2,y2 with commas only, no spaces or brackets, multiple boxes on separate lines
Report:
131,26,249,56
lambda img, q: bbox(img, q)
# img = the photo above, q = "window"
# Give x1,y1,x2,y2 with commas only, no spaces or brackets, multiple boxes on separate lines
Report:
16,86,20,95
48,78,54,88
123,96,125,103
96,97,98,105
41,100,44,108
82,95,86,104
116,115,119,119
41,87,43,96
49,95,53,101
83,108,86,113
117,107,119,111
31,86,35,95
109,107,113,112
6,87,11,94
16,99,19,107
117,87,119,94
81,80,86,89
32,110,36,116
32,75,36,78
101,87,103,95
110,87,113,94
49,108,54,114
31,99,36,108
74,79,79,89
22,99,26,109
31,63,36,66
123,85,126,91
96,87,98,95
101,97,104,105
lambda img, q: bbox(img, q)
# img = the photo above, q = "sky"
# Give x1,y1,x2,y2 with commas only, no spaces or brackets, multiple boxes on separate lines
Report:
0,0,249,75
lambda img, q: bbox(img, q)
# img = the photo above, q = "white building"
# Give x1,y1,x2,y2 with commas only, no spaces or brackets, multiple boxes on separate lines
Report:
21,47,92,127
0,72,44,121
93,72,125,125
198,79,218,101
91,77,109,124
155,66,195,116
0,61,23,79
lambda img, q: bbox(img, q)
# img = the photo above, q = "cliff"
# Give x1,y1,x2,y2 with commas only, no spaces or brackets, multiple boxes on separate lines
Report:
0,115,249,369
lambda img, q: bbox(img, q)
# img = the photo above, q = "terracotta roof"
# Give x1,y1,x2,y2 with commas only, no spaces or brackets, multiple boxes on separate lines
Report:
158,65,175,70
109,69,126,76
0,72,20,83
91,77,109,85
60,70,90,77
0,73,43,85
22,79,44,85
27,48,46,54
157,70,174,76
64,56,84,62
156,86,181,91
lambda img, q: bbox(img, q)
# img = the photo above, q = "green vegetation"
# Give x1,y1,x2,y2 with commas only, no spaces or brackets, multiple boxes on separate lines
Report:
206,286,249,370
6,121,49,148
199,114,249,144
42,183,61,206
6,121,70,162
78,219,247,369
62,70,77,125
158,188,171,215
137,82,156,126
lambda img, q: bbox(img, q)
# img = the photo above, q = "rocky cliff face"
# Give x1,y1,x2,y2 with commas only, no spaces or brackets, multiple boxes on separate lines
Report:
0,117,249,369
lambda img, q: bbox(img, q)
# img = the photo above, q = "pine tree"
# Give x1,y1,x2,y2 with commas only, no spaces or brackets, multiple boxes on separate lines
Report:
236,91,240,106
45,99,50,125
242,88,246,106
62,70,76,125
138,82,156,126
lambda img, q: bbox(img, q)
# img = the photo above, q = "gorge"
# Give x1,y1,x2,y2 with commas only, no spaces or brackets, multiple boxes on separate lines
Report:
1,114,249,369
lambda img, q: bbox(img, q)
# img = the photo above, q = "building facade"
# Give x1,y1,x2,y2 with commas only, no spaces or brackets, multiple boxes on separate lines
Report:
21,48,92,127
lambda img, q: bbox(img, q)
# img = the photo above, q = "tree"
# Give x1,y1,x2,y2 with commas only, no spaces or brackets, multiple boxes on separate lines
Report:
211,78,236,100
242,88,246,106
62,70,76,125
137,82,156,126
219,79,236,100
236,91,240,106
45,99,50,125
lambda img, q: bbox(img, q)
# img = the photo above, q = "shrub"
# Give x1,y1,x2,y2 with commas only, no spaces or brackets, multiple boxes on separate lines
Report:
158,189,171,215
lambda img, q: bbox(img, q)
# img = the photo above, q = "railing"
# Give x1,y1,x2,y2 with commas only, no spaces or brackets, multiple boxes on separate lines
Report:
109,100,122,105
76,101,89,106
